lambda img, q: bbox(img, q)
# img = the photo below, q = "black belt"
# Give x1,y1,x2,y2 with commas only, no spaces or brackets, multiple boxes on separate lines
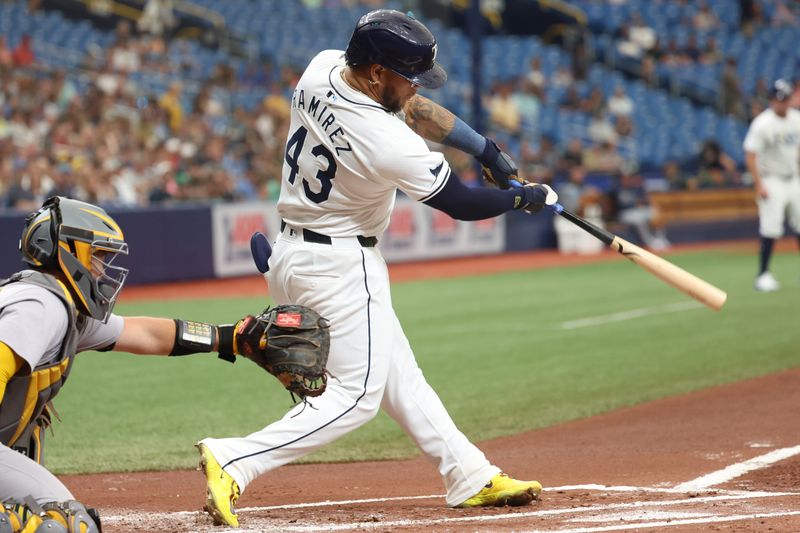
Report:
280,221,377,247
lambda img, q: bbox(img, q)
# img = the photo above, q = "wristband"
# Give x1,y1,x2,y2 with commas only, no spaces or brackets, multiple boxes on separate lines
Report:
170,319,216,356
217,325,236,363
443,116,487,156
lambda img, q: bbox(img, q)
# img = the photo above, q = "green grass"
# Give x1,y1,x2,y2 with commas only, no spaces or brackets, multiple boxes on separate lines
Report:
47,247,800,474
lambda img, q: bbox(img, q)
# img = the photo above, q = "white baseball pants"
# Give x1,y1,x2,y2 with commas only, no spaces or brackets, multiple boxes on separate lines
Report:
200,229,498,506
757,175,800,238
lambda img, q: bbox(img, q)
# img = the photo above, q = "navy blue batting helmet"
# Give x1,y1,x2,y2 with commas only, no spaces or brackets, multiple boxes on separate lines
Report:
345,10,447,89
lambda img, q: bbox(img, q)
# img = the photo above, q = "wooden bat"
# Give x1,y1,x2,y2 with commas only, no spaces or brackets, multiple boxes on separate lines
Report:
553,203,727,311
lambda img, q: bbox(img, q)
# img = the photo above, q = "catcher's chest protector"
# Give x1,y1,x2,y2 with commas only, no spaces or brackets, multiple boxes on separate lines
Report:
0,271,83,452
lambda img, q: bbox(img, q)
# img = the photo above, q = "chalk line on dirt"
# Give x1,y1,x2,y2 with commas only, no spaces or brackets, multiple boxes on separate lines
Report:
675,444,800,490
103,489,800,532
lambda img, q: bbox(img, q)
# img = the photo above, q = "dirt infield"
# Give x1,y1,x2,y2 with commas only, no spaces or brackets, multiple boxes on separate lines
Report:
66,243,799,532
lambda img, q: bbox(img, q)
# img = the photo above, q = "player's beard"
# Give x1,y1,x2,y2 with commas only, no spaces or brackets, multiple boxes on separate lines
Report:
380,84,407,113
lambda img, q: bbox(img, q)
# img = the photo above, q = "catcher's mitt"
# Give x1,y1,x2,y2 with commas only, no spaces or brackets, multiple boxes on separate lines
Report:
235,305,330,398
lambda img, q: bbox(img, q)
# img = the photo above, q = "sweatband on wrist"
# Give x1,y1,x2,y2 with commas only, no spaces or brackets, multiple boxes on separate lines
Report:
170,319,216,356
217,325,236,363
442,116,487,156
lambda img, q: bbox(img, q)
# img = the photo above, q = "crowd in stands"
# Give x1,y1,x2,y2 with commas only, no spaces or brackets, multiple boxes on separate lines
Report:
0,0,795,253
611,0,799,121
0,16,299,210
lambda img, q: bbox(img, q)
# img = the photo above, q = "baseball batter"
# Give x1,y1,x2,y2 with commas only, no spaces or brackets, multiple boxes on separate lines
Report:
743,78,800,291
197,10,557,528
0,197,321,532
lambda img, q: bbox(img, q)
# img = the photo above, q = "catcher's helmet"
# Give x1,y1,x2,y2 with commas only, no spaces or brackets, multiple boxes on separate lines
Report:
20,196,129,322
345,9,447,89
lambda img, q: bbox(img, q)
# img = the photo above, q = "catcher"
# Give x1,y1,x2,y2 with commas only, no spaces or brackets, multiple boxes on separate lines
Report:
0,197,329,533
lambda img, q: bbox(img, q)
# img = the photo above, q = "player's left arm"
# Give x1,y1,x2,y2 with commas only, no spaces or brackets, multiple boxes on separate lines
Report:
113,316,179,355
403,94,519,189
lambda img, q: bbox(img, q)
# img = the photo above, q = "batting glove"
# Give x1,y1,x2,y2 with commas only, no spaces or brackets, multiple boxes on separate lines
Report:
516,183,558,214
477,139,518,190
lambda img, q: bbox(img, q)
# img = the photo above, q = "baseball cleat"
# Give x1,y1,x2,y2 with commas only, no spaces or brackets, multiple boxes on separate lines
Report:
754,271,779,292
457,473,542,508
196,443,240,527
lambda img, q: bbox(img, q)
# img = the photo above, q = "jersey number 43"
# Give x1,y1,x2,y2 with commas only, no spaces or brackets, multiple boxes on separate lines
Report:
284,125,337,204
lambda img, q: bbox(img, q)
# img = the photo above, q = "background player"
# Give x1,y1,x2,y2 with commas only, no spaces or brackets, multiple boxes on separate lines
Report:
743,79,800,292
0,196,319,532
196,9,558,528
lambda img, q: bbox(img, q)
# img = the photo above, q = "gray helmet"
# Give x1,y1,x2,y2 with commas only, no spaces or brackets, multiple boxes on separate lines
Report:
345,10,447,89
20,197,129,322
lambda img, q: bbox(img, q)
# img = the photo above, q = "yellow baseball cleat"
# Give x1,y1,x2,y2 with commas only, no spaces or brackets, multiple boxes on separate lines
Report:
457,473,542,508
196,443,241,527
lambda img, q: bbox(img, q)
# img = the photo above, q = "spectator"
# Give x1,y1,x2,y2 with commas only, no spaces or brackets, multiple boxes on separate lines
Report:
488,79,521,136
552,65,573,89
613,166,670,250
512,79,541,133
583,140,625,175
559,85,582,111
772,0,797,27
521,134,559,183
0,36,13,73
692,1,721,31
159,81,184,132
587,109,618,145
557,137,585,174
694,139,740,188
662,160,691,191
581,86,606,115
628,13,657,55
553,165,608,254
614,115,634,139
719,57,746,120
137,0,176,36
700,36,723,65
11,35,35,69
607,84,634,117
526,56,546,90
45,162,81,199
683,35,702,63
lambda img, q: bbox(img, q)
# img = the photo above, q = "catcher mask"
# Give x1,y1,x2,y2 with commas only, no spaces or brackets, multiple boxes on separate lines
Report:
20,196,129,322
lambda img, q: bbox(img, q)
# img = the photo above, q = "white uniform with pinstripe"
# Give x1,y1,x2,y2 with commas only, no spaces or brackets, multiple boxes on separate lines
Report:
199,50,501,506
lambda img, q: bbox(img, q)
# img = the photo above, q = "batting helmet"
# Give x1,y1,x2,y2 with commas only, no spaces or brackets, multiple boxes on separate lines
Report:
20,196,129,323
345,9,447,89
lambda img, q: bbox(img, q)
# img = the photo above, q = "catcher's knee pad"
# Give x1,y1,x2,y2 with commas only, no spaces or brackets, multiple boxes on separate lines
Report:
15,500,99,533
1,502,30,533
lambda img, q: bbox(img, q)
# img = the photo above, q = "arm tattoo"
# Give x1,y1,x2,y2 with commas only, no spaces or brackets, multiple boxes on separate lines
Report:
403,95,455,143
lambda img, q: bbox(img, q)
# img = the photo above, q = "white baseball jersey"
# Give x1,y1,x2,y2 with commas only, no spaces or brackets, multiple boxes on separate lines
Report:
278,50,451,238
743,107,800,178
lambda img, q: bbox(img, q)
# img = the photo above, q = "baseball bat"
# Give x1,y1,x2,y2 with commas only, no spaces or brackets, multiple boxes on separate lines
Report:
551,203,727,311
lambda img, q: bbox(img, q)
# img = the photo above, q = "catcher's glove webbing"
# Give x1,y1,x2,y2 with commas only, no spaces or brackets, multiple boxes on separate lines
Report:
234,305,330,399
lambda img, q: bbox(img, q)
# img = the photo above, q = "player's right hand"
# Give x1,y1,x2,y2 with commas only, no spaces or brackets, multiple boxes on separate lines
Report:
477,139,518,189
517,183,558,214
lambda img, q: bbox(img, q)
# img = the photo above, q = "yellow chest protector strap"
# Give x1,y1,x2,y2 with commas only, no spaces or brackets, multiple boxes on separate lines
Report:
0,341,25,405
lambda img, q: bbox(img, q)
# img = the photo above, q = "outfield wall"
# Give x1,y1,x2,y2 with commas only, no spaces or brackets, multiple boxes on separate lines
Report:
0,199,754,285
